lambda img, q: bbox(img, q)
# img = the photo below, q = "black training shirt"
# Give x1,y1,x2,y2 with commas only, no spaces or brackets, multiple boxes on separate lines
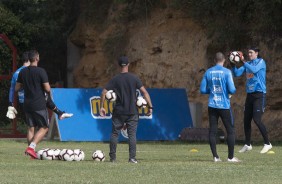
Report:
105,72,143,115
17,66,48,112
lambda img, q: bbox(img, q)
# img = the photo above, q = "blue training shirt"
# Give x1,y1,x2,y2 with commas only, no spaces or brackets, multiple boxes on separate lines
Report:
200,64,236,109
232,58,266,93
9,66,26,104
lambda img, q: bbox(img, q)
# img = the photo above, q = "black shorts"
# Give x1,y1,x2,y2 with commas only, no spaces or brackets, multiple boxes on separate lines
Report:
25,109,49,128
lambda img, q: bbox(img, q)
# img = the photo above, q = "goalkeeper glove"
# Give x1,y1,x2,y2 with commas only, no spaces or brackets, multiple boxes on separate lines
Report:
6,106,18,119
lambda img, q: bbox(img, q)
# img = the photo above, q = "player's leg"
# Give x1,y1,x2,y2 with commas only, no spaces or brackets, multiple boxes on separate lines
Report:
208,107,220,161
220,109,235,160
46,93,73,120
126,114,139,163
252,93,272,153
243,94,253,146
27,127,35,145
25,109,49,159
20,103,32,145
239,94,253,153
109,114,124,162
25,111,36,145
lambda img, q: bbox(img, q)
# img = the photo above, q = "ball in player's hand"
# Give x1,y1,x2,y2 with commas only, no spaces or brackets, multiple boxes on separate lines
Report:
105,90,117,102
229,51,243,64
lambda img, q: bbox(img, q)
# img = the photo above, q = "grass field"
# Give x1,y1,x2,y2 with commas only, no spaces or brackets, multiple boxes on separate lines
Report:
0,140,281,184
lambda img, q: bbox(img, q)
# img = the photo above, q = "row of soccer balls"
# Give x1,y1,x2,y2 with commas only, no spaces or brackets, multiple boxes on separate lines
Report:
37,148,105,162
106,90,147,108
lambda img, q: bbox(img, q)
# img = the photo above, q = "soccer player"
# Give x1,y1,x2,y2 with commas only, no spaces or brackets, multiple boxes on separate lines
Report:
15,50,56,159
7,51,73,121
231,47,272,154
200,52,240,162
99,56,153,163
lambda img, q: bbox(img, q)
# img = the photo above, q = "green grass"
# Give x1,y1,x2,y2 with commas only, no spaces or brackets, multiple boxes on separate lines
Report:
0,140,281,184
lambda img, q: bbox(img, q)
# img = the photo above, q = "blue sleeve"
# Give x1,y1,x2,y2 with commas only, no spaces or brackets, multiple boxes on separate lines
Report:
200,72,209,94
8,72,19,103
232,66,245,77
243,60,265,73
226,70,236,94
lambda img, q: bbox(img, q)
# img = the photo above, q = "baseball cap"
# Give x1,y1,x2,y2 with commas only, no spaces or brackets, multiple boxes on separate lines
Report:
118,56,129,66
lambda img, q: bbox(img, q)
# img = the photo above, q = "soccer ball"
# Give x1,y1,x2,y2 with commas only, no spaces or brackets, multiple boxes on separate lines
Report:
136,96,147,108
60,149,75,161
52,149,61,160
92,150,105,162
105,90,117,102
42,149,55,160
229,51,243,64
121,123,128,139
73,149,85,161
37,148,49,160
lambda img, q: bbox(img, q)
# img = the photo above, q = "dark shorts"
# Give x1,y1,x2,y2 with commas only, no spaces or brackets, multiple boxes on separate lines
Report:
25,109,49,128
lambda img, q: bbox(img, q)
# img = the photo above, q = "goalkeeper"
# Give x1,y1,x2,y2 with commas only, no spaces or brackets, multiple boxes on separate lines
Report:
7,51,73,121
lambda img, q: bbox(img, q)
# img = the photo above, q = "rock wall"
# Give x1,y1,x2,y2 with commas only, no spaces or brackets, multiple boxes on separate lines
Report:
69,3,282,141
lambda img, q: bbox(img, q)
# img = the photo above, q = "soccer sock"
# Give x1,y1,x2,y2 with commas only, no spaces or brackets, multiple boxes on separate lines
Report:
29,142,36,149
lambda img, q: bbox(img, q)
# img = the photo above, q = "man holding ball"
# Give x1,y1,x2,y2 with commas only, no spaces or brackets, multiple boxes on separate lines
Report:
231,47,272,154
99,56,153,163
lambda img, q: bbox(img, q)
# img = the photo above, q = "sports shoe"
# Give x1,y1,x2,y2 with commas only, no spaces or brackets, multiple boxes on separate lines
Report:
260,143,272,154
227,157,241,163
128,158,138,164
239,144,252,153
25,147,37,159
214,157,222,162
59,112,73,120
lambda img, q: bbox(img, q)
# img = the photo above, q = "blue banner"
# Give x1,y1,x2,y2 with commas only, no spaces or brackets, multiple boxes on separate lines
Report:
51,88,193,141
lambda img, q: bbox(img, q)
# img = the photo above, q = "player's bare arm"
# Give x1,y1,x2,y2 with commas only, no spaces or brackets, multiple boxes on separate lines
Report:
140,86,153,115
99,89,107,116
15,82,22,93
43,82,51,93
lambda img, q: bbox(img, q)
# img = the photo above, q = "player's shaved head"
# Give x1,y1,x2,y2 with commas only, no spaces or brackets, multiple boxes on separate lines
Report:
215,52,225,63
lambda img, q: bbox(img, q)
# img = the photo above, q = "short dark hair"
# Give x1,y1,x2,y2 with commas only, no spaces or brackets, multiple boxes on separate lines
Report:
22,51,29,63
249,46,260,52
214,52,225,62
28,50,39,62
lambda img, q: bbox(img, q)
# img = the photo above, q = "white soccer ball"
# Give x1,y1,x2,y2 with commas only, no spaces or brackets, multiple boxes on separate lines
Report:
42,149,54,160
52,149,61,160
60,149,74,161
37,148,49,160
136,96,147,108
229,51,243,64
92,150,105,162
73,149,85,161
121,124,128,139
105,90,117,102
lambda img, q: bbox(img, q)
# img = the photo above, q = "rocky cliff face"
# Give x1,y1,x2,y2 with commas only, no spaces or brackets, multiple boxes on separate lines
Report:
69,4,282,141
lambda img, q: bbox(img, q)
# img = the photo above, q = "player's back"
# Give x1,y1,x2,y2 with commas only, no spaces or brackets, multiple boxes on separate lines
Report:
17,66,48,111
206,65,234,109
107,72,143,115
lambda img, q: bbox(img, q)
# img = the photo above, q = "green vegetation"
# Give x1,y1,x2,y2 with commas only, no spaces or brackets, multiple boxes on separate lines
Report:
0,140,281,183
172,0,282,52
